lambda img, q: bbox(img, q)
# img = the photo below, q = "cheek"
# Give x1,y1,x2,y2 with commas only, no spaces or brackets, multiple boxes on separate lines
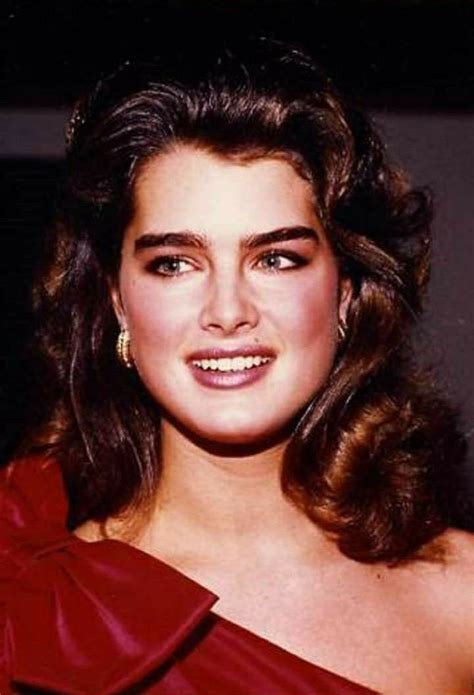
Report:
121,278,191,354
269,270,340,348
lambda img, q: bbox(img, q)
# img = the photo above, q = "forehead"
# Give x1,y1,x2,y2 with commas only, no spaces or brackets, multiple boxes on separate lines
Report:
128,145,319,239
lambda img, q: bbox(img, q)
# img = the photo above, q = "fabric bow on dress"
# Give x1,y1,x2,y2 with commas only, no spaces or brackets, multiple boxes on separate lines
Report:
0,458,376,695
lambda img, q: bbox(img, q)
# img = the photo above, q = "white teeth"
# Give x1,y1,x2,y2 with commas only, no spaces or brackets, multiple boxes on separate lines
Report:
192,355,272,372
234,356,246,371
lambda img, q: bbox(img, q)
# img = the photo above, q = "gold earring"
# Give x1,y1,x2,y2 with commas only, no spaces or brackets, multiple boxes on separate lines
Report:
116,328,133,368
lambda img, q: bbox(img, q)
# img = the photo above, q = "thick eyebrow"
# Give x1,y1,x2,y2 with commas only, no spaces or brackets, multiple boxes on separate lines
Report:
244,226,320,249
134,231,206,252
134,226,320,253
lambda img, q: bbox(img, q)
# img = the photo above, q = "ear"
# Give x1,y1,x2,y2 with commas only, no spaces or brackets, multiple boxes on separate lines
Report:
108,278,127,329
338,276,352,324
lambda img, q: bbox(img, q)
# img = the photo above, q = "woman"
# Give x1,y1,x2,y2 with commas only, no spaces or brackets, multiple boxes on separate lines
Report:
1,38,472,694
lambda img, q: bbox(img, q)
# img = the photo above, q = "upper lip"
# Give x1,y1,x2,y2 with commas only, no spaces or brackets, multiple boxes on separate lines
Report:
188,345,276,362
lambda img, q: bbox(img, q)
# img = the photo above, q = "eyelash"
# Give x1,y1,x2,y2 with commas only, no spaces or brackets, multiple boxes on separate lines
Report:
256,251,307,272
145,251,308,277
146,256,194,276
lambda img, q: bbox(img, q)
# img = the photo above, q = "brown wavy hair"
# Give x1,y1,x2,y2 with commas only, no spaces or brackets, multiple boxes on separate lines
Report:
24,37,466,563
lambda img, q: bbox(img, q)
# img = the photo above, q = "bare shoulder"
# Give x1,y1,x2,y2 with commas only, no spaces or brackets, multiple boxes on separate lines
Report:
441,528,474,608
376,528,473,689
439,528,474,600
442,529,474,662
412,528,474,671
444,526,474,562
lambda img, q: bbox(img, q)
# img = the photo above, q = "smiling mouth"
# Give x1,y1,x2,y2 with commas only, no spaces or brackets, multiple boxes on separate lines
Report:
188,354,275,390
191,355,273,372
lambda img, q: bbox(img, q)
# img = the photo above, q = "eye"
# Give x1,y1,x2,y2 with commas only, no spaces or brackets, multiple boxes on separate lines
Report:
255,251,306,272
145,255,195,277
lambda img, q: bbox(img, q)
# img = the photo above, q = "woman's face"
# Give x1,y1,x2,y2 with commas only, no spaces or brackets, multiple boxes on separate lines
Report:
112,145,350,445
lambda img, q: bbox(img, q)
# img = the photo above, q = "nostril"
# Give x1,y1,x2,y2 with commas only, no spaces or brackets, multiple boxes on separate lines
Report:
199,300,259,334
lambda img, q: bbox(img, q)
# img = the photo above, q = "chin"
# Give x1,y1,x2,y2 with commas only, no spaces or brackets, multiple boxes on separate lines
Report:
191,429,290,458
187,415,295,453
163,406,292,453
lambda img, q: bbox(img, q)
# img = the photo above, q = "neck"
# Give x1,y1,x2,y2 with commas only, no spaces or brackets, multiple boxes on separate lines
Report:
137,419,328,564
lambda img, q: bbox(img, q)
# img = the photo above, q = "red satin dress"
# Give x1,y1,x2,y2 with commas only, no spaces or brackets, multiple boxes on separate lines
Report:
0,457,376,694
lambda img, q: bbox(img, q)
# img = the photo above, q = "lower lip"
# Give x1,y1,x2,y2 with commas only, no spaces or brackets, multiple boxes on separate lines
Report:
189,360,274,389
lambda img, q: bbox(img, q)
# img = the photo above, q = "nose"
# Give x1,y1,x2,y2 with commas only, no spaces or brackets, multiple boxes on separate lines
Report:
199,269,259,336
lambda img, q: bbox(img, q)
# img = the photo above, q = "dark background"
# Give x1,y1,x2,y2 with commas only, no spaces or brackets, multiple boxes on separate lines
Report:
1,0,473,520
